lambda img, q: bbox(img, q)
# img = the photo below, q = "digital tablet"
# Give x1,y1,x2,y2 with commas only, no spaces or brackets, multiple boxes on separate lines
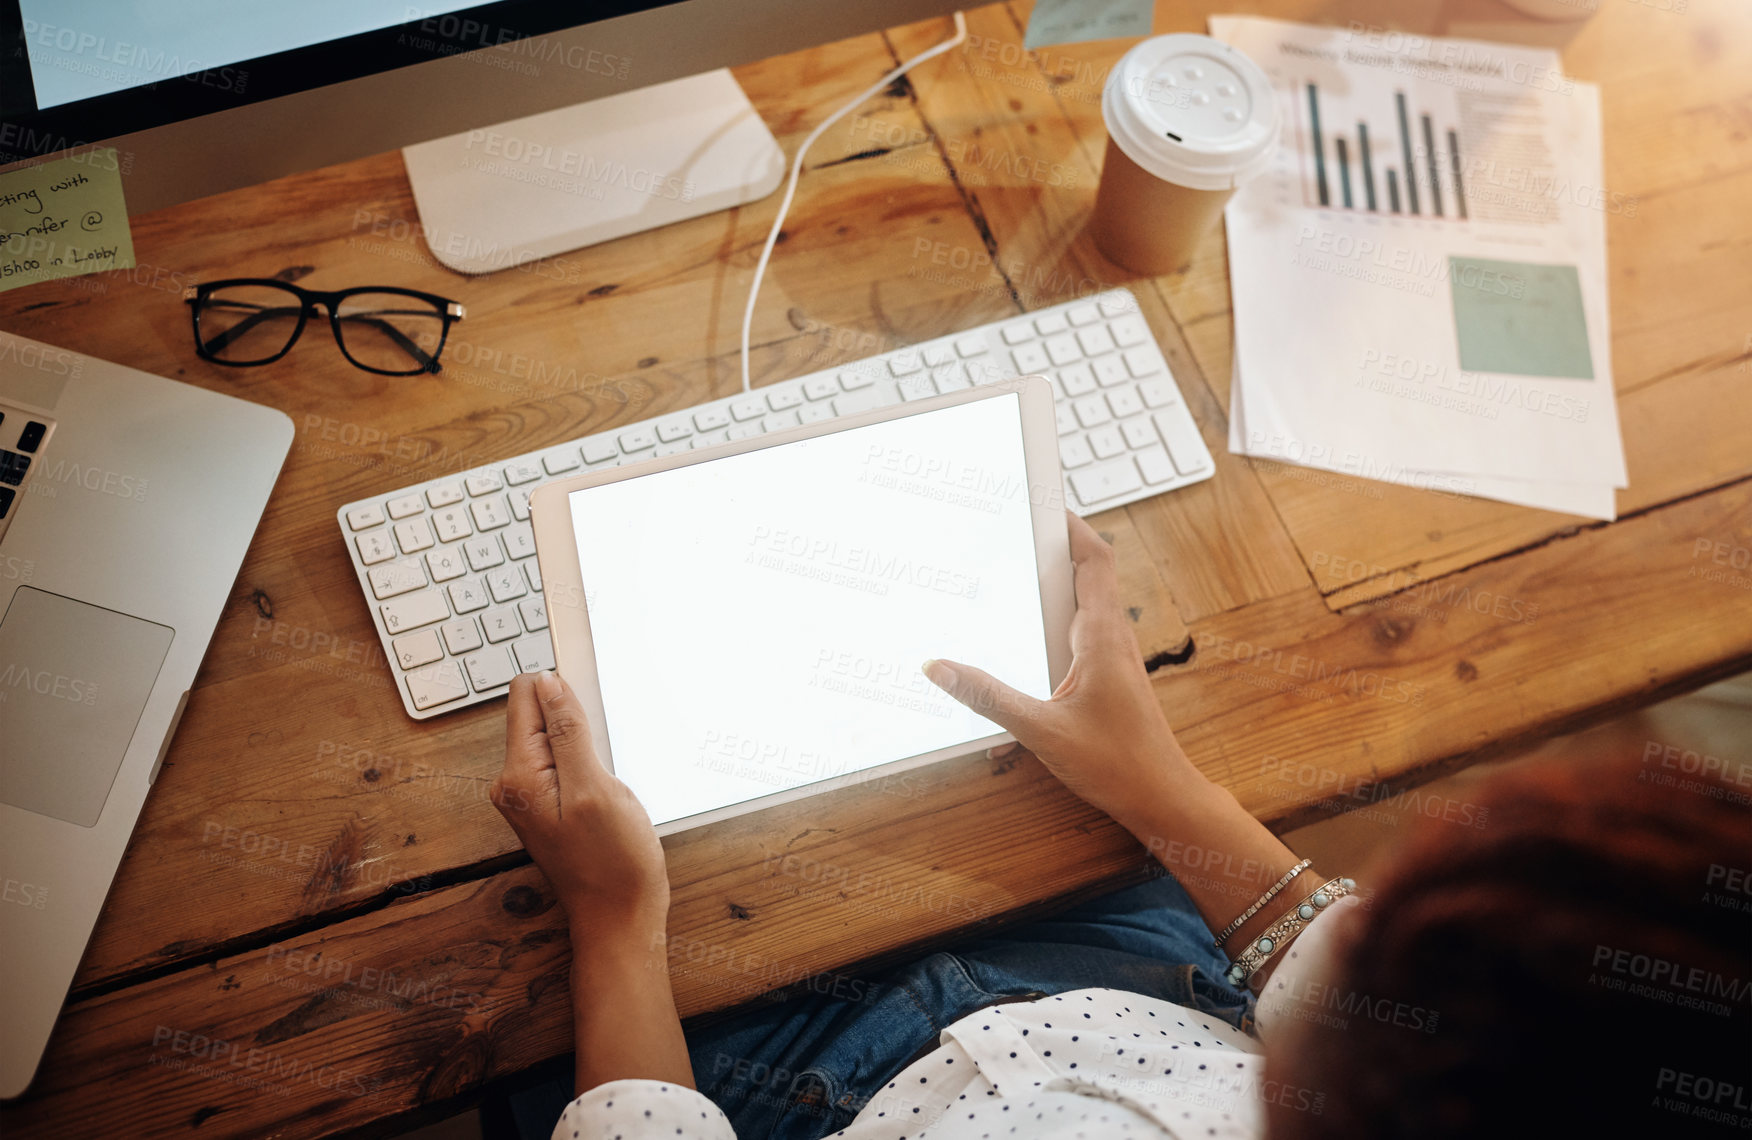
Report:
529,375,1072,835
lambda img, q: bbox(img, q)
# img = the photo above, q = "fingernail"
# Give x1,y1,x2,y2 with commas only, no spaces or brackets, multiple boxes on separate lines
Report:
535,670,561,701
922,659,956,689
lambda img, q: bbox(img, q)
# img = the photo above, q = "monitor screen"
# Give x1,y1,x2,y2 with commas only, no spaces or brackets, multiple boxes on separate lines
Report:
564,393,1054,827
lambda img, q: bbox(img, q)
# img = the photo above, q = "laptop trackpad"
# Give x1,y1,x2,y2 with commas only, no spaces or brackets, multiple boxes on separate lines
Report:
0,587,174,827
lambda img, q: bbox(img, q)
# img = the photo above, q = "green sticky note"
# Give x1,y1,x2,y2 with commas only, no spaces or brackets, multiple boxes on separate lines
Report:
0,148,136,294
1024,0,1154,50
1449,256,1594,381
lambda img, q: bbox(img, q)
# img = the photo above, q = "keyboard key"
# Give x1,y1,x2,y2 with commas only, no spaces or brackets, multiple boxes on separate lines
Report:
465,472,502,496
1099,292,1135,318
448,578,489,613
838,369,877,390
656,418,694,442
502,522,536,560
1153,410,1212,475
762,410,800,431
508,487,531,521
803,375,839,401
470,495,510,531
386,494,425,520
954,334,988,357
1136,446,1177,485
619,428,656,453
432,507,471,543
923,343,954,366
542,451,582,475
1076,326,1116,356
1088,424,1126,460
933,364,971,393
1056,404,1079,435
512,635,555,673
583,438,620,464
426,482,465,508
440,617,483,655
727,423,762,440
1012,343,1050,374
1121,416,1158,450
524,560,542,592
503,461,543,485
1073,395,1112,428
1068,457,1143,505
1034,311,1069,336
487,566,527,603
391,628,444,670
729,396,766,422
888,351,922,377
1044,334,1082,367
381,590,450,634
481,606,521,644
1092,356,1130,387
405,660,468,711
394,517,435,554
463,647,518,692
1138,378,1179,408
345,503,386,531
835,388,884,416
1058,363,1097,397
1107,387,1145,419
656,443,689,457
799,403,836,424
426,544,467,582
693,429,730,448
368,559,428,600
1067,303,1100,326
1124,347,1163,377
1111,315,1151,347
355,530,396,565
1001,323,1035,345
518,596,548,632
1059,436,1094,469
898,374,937,401
464,536,504,571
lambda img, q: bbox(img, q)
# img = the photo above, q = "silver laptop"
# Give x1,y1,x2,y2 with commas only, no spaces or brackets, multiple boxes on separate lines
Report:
0,331,292,1098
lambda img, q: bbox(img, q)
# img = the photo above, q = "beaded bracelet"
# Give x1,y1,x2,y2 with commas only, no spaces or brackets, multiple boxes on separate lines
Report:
1210,858,1313,950
1222,875,1357,991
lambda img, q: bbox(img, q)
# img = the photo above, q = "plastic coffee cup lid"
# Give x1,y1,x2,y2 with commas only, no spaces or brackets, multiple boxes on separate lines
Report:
1103,34,1280,192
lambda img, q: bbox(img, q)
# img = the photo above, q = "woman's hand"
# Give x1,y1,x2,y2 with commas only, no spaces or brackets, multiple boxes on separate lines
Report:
492,671,669,936
922,512,1200,834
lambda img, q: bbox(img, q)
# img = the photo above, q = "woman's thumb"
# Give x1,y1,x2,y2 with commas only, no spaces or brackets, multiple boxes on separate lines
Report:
922,659,1045,738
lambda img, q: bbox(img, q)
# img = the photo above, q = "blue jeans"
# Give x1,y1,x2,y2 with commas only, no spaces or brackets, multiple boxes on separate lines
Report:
511,874,1252,1140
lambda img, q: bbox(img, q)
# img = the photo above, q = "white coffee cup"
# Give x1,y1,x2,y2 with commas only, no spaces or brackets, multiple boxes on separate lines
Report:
1089,34,1281,275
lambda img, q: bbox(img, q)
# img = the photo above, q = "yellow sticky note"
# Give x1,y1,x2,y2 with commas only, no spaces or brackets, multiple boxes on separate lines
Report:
0,148,136,293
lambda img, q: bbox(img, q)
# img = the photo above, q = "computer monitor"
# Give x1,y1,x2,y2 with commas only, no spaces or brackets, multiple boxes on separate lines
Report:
0,1,963,263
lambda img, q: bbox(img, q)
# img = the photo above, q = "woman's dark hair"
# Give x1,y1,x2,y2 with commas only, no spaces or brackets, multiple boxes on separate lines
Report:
1266,746,1751,1138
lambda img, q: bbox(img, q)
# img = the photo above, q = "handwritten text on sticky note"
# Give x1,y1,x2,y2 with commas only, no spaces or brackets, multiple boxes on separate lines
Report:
1024,0,1154,50
0,148,136,294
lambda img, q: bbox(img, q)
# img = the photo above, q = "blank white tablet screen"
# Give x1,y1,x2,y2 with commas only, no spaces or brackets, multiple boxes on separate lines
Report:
565,393,1053,826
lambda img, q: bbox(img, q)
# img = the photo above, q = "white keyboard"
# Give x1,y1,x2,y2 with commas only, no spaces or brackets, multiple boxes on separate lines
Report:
338,287,1214,719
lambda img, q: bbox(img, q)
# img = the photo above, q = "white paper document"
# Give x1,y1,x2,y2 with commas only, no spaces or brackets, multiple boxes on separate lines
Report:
1212,16,1627,518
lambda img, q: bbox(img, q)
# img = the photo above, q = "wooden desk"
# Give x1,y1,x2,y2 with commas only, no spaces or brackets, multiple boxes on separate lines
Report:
3,1,1748,1135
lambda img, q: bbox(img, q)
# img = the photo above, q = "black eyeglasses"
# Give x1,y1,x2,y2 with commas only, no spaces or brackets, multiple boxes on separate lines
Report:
184,279,465,375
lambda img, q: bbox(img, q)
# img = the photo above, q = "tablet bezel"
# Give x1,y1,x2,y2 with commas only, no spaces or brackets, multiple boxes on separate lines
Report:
529,374,1072,836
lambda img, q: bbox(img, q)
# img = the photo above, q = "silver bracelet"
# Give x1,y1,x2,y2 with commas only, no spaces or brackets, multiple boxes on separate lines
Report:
1210,858,1313,950
1223,875,1357,991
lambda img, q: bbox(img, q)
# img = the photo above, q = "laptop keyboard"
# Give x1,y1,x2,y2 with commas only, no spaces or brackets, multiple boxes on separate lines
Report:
338,287,1215,719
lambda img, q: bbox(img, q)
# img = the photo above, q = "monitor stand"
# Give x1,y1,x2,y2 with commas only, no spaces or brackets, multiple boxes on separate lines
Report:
402,69,785,275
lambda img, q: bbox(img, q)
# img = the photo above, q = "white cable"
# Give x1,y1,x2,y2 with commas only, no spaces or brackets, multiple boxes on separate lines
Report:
740,11,968,393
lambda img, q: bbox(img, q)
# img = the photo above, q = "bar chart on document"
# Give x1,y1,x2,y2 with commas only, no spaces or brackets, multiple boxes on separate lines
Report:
1298,80,1469,221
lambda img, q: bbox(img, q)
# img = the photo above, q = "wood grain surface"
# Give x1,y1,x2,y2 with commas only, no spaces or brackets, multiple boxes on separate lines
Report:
1,0,1748,1136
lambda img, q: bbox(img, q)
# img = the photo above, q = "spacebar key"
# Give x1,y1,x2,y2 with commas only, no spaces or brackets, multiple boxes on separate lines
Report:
1068,457,1143,506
